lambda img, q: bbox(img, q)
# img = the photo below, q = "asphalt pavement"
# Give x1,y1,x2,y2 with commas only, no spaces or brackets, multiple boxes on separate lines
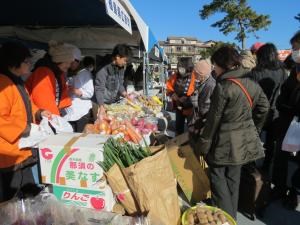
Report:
237,200,300,225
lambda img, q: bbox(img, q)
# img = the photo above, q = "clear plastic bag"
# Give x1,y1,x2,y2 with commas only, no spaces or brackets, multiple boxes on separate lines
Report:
282,116,300,152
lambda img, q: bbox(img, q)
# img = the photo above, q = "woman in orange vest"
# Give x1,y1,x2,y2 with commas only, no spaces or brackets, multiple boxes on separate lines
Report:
166,60,195,135
0,42,51,202
26,41,74,115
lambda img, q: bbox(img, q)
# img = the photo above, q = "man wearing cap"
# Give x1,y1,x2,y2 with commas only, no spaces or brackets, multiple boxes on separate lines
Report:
26,41,75,115
166,58,195,135
188,59,216,148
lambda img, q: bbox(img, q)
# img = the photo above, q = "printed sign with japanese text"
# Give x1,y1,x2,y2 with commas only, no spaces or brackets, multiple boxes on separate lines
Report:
105,0,132,34
39,133,109,188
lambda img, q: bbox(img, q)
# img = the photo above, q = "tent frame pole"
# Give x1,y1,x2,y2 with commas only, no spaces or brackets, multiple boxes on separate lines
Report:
143,51,148,96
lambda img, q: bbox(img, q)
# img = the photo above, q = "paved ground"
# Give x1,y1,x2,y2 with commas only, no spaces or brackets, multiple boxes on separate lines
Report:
237,200,300,225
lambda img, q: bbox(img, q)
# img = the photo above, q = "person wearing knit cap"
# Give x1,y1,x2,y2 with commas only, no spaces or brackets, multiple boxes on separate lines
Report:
188,59,216,148
48,40,75,64
240,49,256,69
26,40,74,115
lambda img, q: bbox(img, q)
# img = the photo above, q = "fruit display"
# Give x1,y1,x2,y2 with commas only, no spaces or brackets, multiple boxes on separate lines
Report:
182,205,236,225
84,116,157,144
105,103,145,118
125,93,163,116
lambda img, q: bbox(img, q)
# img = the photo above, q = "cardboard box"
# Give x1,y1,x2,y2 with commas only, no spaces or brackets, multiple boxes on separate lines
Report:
166,143,210,204
51,184,115,211
38,133,109,188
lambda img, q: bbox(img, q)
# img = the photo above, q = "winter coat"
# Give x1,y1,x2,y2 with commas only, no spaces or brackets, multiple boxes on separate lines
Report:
276,67,300,140
189,75,216,139
250,67,288,128
195,67,270,166
0,74,39,169
94,63,126,105
26,66,71,115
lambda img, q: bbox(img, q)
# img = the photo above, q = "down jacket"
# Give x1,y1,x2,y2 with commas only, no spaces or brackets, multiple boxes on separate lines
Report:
195,67,270,166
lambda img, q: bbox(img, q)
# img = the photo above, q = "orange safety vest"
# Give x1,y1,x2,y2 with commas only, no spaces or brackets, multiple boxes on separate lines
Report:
166,72,196,96
26,66,72,115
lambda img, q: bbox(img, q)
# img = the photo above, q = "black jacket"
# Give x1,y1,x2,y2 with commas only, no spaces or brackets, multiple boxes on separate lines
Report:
195,67,270,166
276,67,300,139
251,67,288,127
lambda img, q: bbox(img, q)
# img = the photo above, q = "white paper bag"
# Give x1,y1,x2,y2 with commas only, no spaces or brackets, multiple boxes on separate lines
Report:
282,116,300,152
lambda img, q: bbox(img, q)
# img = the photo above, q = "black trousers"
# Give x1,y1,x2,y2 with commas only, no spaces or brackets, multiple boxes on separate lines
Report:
70,109,92,133
210,164,242,220
272,137,289,193
0,165,35,203
175,109,188,135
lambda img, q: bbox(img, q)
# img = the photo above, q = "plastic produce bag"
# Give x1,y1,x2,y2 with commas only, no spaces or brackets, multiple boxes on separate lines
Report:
48,115,73,133
19,122,54,149
282,116,300,152
0,198,37,225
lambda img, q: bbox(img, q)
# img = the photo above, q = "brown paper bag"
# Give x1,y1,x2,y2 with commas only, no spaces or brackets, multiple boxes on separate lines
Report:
167,144,211,204
122,148,180,225
166,132,189,146
105,164,140,215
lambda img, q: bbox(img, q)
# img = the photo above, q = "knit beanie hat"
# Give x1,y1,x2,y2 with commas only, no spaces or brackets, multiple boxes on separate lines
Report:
194,59,212,77
48,40,74,63
241,49,256,69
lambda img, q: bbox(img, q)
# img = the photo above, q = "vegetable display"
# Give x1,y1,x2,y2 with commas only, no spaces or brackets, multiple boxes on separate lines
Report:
98,138,152,172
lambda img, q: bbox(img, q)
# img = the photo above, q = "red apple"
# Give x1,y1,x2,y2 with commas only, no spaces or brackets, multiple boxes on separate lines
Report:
90,197,105,210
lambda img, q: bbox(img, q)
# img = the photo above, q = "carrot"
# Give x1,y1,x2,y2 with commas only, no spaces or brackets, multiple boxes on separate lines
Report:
125,121,142,144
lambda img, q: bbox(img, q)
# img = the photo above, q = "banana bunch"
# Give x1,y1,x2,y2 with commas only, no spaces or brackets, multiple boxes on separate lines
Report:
151,96,163,105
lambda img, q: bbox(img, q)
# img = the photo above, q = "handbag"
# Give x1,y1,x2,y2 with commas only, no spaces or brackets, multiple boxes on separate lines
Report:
282,116,300,152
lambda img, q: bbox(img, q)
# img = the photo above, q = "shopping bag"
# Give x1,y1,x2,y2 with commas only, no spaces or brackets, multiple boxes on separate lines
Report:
122,147,180,225
105,164,140,215
48,115,73,133
19,121,54,149
282,116,300,152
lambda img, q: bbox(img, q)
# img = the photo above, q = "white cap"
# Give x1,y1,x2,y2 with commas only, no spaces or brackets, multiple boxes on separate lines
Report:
64,43,82,61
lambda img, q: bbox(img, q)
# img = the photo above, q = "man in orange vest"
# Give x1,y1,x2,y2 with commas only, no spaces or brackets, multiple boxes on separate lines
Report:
166,59,195,135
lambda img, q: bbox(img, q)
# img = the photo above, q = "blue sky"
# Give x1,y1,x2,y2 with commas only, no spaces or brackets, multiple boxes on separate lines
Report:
130,0,299,50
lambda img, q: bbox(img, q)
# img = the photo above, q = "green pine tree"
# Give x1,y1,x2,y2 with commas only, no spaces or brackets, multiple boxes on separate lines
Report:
295,13,300,23
199,0,271,49
200,41,239,59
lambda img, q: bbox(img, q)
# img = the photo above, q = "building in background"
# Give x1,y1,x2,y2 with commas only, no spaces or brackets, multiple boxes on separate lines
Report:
159,36,214,69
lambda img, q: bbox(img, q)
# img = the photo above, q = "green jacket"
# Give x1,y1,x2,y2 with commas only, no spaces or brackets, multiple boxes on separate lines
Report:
196,67,269,166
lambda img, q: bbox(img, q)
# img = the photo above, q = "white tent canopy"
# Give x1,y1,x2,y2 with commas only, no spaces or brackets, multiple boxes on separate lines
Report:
0,26,142,55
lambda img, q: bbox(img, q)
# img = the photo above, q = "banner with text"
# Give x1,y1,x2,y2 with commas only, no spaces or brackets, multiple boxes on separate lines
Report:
105,0,132,34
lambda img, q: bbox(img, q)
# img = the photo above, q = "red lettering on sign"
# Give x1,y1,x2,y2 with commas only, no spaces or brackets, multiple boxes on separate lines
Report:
40,148,53,160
